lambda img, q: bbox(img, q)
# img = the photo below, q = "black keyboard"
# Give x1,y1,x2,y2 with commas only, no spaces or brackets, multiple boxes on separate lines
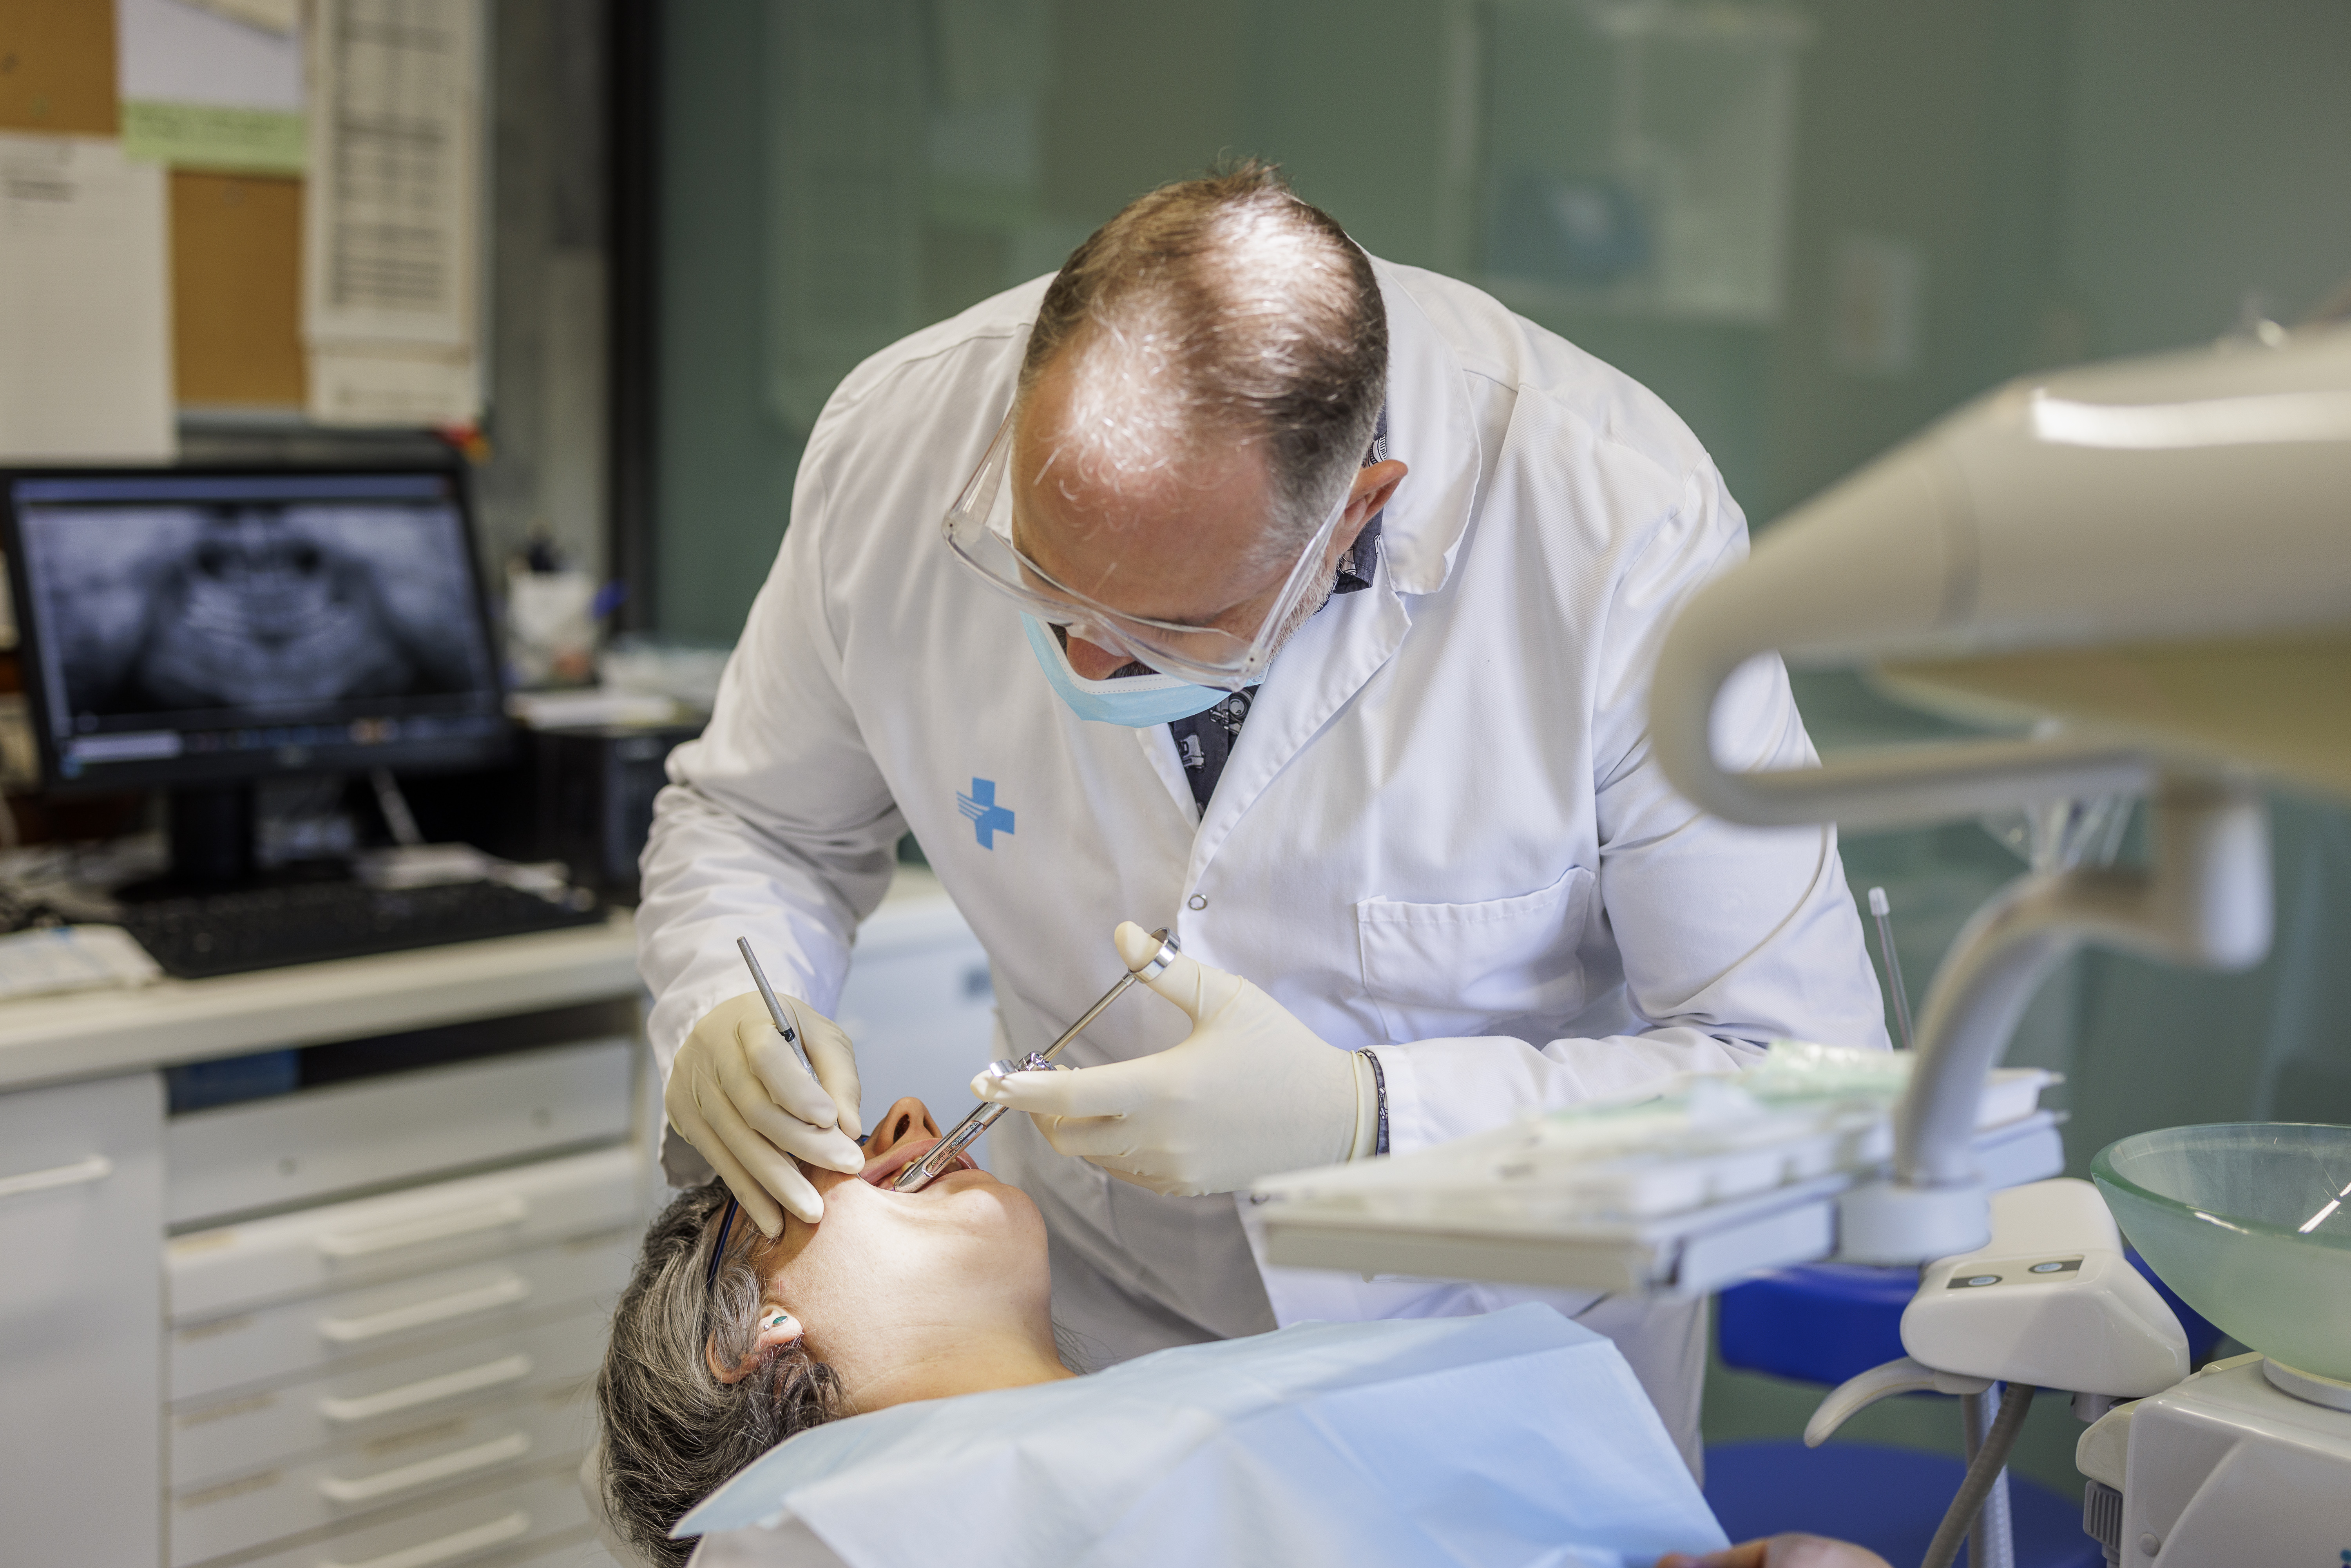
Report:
116,878,608,979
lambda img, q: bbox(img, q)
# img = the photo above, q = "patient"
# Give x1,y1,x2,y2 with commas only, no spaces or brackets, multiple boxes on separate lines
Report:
596,1098,1891,1568
596,1098,1064,1565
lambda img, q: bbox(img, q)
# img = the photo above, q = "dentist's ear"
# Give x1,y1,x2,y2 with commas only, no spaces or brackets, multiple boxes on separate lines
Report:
707,1305,804,1384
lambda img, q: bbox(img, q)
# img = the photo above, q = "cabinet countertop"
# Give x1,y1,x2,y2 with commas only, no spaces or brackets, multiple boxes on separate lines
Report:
0,911,641,1093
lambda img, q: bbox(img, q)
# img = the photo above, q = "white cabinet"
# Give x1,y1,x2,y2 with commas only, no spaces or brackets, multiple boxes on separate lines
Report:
163,1099,643,1568
0,1070,166,1566
0,923,643,1568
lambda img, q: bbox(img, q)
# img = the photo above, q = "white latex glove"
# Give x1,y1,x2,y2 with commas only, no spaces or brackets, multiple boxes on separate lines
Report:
974,921,1377,1197
665,989,864,1234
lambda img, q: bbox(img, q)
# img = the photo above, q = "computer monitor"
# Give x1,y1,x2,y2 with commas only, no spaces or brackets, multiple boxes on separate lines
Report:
2,467,511,881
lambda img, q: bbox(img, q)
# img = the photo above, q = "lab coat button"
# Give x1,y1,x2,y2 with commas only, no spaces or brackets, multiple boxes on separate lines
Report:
1187,894,1207,910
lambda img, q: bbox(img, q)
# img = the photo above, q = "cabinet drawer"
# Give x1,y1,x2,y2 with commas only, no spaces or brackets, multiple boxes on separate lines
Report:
0,1071,166,1568
170,1144,644,1322
223,1465,598,1568
170,1384,592,1568
173,1231,633,1402
172,1303,608,1487
168,1039,636,1226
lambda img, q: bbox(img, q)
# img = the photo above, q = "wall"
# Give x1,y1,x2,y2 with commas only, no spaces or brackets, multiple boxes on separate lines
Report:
656,0,799,639
176,0,615,585
1703,0,2351,1499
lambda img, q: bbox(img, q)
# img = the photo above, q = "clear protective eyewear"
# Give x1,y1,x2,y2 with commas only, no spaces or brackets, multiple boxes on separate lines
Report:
941,412,1351,692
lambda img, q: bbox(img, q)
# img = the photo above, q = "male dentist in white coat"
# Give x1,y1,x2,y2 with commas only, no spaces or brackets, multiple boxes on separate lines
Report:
636,163,1887,1466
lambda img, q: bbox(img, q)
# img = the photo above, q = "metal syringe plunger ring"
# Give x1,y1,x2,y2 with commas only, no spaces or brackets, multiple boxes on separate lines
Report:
892,928,1180,1193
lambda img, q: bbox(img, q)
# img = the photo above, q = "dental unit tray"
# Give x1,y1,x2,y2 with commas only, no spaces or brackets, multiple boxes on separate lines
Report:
1251,1044,2063,1299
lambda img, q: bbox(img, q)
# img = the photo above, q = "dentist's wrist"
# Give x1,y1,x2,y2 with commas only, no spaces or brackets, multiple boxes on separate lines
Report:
1349,1048,1389,1160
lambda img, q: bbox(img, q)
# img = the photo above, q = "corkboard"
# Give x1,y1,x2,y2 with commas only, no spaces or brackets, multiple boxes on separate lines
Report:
0,0,118,135
171,169,306,408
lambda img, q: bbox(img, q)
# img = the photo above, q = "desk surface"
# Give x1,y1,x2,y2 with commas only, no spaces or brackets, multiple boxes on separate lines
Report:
0,911,642,1092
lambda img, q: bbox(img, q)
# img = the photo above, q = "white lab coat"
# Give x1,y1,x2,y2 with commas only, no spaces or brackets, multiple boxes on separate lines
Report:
636,258,1887,1441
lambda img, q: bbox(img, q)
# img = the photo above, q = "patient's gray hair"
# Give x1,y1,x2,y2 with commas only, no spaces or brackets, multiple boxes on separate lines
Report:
1017,159,1388,573
596,1183,842,1567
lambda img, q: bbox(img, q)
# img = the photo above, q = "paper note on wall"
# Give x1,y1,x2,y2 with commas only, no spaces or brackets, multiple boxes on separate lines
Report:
0,134,175,460
301,0,482,425
118,0,306,174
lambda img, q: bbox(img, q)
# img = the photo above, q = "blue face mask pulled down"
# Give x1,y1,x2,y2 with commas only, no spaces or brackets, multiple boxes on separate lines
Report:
1021,614,1232,727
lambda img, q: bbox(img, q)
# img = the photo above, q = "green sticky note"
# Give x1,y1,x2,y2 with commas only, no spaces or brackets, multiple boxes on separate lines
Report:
121,101,307,175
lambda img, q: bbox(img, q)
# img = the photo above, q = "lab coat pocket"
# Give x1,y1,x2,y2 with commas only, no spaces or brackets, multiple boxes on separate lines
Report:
1356,866,1597,1043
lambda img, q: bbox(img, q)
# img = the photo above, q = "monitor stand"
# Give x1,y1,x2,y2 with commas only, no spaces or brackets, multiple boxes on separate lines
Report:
115,781,373,902
167,784,256,886
112,784,263,902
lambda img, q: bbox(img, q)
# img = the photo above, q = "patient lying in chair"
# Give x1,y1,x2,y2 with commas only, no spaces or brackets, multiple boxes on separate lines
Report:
595,1098,1884,1568
596,1097,1070,1565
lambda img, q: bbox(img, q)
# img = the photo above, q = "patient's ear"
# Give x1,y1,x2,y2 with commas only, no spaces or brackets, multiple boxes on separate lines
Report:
707,1304,803,1384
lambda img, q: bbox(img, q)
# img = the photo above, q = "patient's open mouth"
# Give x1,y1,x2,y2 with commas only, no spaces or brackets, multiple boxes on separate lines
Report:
858,1135,976,1188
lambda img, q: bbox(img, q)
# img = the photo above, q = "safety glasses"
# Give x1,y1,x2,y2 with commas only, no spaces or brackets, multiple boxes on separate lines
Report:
941,412,1350,692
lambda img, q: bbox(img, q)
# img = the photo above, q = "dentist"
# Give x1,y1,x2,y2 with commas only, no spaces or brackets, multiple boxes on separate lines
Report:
636,162,1886,1466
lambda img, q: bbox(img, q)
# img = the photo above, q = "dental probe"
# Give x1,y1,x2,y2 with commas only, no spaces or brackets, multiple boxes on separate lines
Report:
893,927,1181,1193
706,938,829,1279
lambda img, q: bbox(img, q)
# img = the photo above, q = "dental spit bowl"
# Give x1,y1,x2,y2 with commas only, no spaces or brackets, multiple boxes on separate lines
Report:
2093,1123,2351,1385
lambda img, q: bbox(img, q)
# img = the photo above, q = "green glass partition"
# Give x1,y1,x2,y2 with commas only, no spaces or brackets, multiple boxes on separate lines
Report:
657,0,2351,1492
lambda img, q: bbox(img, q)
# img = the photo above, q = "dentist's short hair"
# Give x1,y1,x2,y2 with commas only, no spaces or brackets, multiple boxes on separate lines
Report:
595,1183,842,1567
1018,159,1388,570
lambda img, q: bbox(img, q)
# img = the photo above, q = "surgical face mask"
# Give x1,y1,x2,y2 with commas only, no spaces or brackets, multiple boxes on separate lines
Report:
1022,614,1233,726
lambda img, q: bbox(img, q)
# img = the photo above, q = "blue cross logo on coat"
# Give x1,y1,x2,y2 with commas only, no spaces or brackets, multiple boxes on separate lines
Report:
958,777,1015,849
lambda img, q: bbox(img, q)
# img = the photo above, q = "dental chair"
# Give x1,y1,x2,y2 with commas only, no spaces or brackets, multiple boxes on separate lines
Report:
1705,1257,2218,1567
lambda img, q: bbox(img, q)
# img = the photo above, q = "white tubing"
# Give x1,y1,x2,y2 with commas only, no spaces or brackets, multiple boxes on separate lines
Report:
1896,775,2270,1189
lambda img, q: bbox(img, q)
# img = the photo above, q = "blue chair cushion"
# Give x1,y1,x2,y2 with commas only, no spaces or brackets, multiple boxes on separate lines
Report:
2126,1250,2224,1364
1704,1440,2101,1568
1719,1264,1916,1387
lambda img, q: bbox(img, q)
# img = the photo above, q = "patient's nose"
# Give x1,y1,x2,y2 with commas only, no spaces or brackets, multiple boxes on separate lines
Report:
864,1097,941,1157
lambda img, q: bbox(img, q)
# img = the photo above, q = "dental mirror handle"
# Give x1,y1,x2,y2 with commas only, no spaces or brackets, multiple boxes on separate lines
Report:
892,927,1179,1193
737,937,815,1074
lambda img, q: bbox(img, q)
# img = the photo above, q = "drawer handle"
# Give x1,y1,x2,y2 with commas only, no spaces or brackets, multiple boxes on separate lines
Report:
318,1276,531,1345
313,1514,529,1568
0,1154,112,1202
319,1353,536,1424
315,1430,532,1506
318,1197,531,1259
317,1508,533,1568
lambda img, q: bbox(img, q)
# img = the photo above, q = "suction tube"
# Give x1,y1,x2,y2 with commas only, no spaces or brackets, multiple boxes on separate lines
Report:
1921,1384,2036,1568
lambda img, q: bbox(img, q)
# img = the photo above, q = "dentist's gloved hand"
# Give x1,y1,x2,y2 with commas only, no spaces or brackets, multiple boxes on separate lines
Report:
974,921,1377,1197
666,990,864,1235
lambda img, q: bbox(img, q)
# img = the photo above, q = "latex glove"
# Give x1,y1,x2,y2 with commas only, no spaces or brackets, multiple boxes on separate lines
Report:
666,989,864,1234
974,921,1375,1196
